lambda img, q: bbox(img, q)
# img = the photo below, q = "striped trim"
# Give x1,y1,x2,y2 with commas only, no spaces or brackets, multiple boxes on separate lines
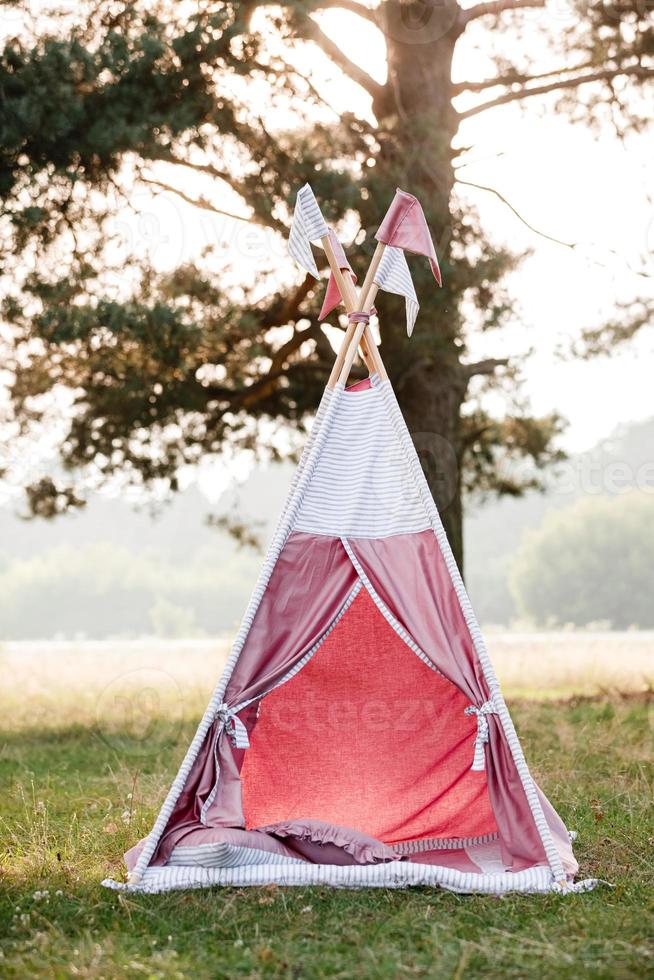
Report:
232,580,363,717
393,833,499,856
168,843,305,869
128,384,347,885
288,184,328,279
374,246,419,336
295,384,430,538
103,861,571,896
340,536,446,679
373,376,566,883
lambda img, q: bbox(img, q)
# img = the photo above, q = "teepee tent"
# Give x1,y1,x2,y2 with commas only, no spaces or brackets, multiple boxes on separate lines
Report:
103,187,598,896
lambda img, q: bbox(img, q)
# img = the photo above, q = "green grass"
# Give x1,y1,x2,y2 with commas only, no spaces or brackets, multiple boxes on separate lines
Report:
1,692,653,978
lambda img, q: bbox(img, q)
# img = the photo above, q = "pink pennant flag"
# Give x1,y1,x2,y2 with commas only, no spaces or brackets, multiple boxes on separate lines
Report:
376,189,442,286
319,229,357,321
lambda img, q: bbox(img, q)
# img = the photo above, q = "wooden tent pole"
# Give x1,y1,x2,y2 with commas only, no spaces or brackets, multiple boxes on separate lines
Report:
321,235,387,387
356,241,385,312
336,241,386,388
326,318,360,388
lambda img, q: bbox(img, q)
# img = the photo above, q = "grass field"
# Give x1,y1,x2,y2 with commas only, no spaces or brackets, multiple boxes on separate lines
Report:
1,638,653,978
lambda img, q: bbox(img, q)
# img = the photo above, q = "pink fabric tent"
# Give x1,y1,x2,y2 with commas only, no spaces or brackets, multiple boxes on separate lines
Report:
102,184,598,897
107,377,589,897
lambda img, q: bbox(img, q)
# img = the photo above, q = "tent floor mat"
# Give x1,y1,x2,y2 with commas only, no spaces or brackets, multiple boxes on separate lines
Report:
102,861,606,896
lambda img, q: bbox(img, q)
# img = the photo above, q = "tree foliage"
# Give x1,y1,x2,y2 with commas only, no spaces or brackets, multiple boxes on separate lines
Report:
510,492,654,628
1,0,652,567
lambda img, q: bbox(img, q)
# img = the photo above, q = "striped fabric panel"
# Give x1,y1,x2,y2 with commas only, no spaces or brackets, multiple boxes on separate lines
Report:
104,861,568,897
295,384,430,538
372,376,567,884
374,246,419,336
393,833,499,856
127,385,347,885
288,184,329,279
168,843,305,869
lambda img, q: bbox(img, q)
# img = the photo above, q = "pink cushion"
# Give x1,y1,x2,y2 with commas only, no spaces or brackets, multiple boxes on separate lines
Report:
125,827,299,872
407,848,481,873
177,827,300,854
258,819,398,865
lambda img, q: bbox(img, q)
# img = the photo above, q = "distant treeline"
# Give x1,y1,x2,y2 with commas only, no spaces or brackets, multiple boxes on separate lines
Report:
510,492,654,629
1,491,652,639
0,543,260,640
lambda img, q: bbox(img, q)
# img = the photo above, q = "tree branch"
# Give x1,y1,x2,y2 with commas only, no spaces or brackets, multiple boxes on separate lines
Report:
453,59,597,95
299,18,384,101
311,0,379,24
156,152,288,236
235,355,330,410
459,64,654,119
457,178,654,279
147,148,247,197
462,357,510,379
456,178,576,247
269,320,324,374
164,157,237,186
277,58,343,115
261,276,316,330
458,0,545,30
140,176,259,224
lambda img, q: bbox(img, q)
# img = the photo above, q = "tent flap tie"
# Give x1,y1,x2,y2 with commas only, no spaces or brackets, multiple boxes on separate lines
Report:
464,700,497,771
199,705,250,825
217,704,250,750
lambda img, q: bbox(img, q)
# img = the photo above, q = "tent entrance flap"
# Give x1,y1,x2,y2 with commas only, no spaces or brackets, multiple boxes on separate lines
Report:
241,587,498,845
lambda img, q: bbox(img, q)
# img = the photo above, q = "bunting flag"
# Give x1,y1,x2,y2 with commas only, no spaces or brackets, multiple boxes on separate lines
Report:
373,245,419,337
376,188,442,287
319,229,357,321
288,183,330,279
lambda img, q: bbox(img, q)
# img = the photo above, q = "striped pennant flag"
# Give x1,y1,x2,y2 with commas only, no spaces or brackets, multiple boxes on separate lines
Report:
373,245,419,336
288,183,329,279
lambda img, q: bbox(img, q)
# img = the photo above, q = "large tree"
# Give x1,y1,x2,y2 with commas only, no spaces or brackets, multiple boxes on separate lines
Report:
1,0,652,568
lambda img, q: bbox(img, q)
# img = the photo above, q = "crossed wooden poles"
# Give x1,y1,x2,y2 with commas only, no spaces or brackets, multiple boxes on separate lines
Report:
289,184,442,391
324,239,387,388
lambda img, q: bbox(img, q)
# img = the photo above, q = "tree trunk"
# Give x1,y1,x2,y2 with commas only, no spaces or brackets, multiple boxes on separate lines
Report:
393,357,468,569
374,2,467,570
